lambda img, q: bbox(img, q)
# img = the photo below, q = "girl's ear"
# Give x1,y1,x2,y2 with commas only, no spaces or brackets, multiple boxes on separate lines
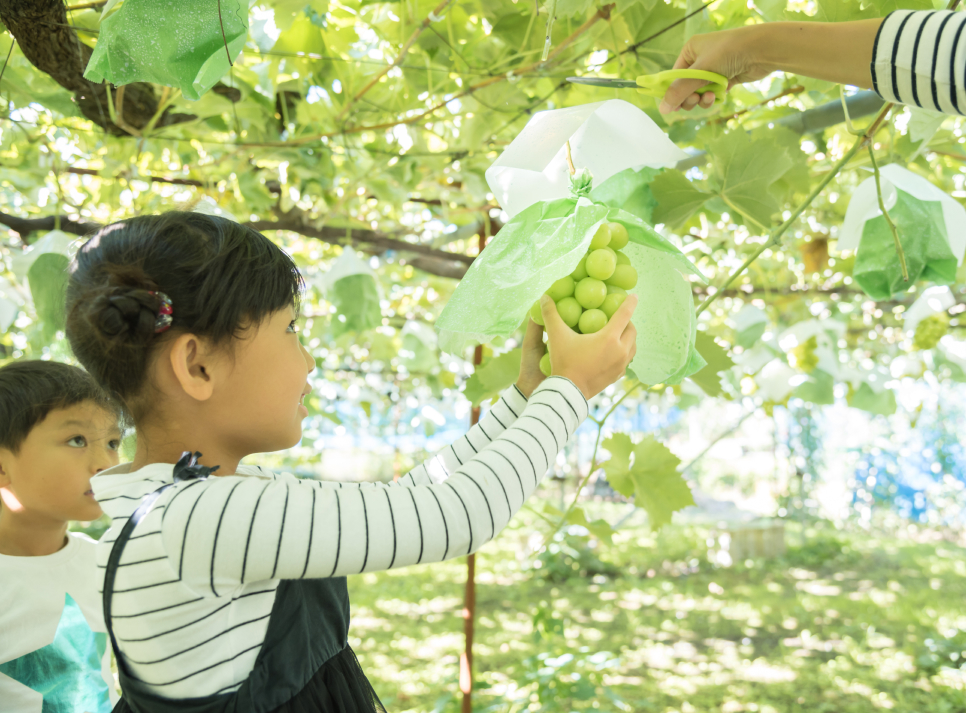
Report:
167,333,219,402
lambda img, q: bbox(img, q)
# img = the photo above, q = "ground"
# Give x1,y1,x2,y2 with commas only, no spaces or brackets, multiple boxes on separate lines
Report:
347,501,966,713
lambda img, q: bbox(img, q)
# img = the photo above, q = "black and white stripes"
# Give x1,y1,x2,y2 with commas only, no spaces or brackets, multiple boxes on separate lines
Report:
92,377,587,700
872,9,966,115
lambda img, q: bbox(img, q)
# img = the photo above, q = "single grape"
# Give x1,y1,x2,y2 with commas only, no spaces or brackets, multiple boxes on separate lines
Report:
574,277,607,309
605,264,638,290
555,296,583,329
589,223,611,250
545,275,575,301
571,256,589,281
585,249,617,281
601,293,626,319
529,300,545,326
607,222,629,250
615,251,630,266
539,352,551,377
578,309,607,334
606,284,627,297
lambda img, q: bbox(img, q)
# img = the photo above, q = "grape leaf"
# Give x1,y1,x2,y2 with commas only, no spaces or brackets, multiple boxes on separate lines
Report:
650,170,712,227
848,382,897,416
27,253,69,335
463,348,521,406
564,505,614,544
601,433,694,530
590,166,661,223
330,274,382,336
688,332,735,397
814,0,873,21
709,130,794,230
556,0,596,18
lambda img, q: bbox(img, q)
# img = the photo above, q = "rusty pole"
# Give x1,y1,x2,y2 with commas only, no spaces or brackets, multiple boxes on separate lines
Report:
460,225,488,713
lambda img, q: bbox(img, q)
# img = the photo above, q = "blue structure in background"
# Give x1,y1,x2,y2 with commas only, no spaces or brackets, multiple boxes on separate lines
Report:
850,397,966,525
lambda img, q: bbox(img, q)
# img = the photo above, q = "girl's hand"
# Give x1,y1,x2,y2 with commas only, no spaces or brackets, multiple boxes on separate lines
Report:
515,317,547,399
541,294,638,400
659,25,771,114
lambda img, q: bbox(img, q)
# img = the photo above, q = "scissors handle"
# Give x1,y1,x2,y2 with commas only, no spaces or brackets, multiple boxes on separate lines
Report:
635,69,728,101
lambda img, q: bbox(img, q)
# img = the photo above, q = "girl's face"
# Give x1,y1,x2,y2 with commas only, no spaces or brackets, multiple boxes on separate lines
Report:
212,306,316,456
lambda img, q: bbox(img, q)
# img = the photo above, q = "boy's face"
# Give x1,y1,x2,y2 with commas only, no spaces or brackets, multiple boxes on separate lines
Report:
0,401,122,524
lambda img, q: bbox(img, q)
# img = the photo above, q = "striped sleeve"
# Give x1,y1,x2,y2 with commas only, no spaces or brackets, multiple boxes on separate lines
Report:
158,376,587,594
394,383,529,487
872,9,966,115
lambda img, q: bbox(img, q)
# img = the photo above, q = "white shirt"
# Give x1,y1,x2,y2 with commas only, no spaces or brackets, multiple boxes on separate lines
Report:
0,531,118,713
92,378,587,700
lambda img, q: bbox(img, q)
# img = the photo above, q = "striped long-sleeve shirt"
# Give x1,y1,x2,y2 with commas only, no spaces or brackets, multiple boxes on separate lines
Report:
92,377,587,700
872,9,966,115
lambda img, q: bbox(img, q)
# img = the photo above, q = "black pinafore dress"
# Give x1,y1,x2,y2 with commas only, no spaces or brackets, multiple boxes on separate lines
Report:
103,454,387,713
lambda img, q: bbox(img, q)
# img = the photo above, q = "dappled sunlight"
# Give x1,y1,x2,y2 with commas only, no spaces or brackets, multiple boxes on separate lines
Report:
344,505,966,712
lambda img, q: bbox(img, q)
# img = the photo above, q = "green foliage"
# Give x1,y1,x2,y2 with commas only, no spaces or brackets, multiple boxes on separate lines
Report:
27,253,69,339
463,348,521,406
689,331,734,396
651,168,713,227
601,432,694,529
708,128,797,229
329,274,382,336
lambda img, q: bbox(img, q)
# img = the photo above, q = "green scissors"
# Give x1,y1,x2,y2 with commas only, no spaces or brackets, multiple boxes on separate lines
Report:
567,69,728,102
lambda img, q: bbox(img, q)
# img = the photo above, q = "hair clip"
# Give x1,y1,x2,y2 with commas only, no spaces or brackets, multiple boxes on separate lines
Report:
148,291,174,333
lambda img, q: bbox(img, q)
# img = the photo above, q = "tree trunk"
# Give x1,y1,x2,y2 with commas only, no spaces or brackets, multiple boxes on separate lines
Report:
0,0,193,135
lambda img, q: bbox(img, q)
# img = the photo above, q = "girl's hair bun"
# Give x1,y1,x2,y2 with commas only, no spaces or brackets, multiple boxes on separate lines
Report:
93,288,160,343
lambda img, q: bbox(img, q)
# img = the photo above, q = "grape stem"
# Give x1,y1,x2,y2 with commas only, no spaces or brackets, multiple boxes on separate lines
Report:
696,101,894,317
868,145,909,281
542,0,558,62
564,140,576,176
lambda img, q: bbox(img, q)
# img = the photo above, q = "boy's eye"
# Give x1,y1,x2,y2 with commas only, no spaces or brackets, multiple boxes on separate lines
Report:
67,436,88,448
109,439,121,451
288,320,299,334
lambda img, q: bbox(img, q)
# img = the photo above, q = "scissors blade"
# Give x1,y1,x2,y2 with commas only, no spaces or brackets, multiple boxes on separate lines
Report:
566,76,639,89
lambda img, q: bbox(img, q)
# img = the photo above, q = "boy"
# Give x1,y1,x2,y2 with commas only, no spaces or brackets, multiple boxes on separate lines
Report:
0,360,122,713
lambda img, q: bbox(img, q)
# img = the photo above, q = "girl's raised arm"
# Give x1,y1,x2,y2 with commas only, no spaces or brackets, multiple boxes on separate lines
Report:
157,375,587,594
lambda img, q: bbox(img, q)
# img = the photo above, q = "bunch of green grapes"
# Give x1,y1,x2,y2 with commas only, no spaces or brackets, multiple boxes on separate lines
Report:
529,222,639,376
913,312,950,351
789,335,819,373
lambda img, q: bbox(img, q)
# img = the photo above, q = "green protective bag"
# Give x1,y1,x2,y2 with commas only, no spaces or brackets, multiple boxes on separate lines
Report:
853,189,958,301
83,0,247,101
435,171,707,386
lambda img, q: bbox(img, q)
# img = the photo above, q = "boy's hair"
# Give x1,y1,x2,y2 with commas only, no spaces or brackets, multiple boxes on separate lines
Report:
65,211,302,420
0,360,118,453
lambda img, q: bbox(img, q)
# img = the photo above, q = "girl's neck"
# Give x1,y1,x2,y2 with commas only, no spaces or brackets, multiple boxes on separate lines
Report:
130,426,242,476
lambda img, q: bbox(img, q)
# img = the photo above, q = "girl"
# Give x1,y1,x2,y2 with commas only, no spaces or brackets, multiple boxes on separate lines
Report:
65,211,637,712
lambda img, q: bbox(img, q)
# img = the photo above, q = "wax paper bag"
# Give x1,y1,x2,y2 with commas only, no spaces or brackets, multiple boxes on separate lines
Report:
83,0,247,101
485,99,687,219
435,172,707,386
852,189,956,300
320,248,382,336
840,164,965,301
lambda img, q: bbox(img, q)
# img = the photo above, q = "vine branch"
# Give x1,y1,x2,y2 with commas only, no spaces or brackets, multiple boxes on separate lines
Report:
336,0,453,122
868,145,908,281
696,102,895,317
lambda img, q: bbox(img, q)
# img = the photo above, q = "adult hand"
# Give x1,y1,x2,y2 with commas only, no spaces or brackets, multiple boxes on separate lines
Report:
659,25,771,114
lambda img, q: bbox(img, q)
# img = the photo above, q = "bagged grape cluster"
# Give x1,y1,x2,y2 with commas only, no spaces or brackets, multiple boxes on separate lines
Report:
529,221,639,376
